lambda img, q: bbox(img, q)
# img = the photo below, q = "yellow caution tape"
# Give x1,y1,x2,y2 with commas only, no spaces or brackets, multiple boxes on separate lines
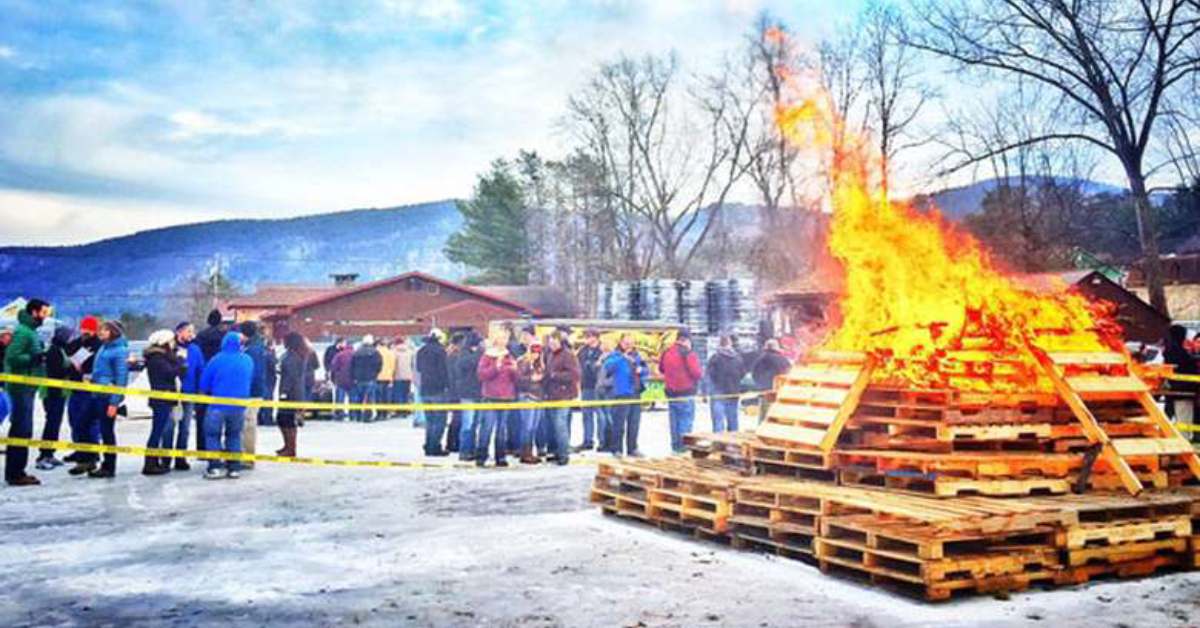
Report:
0,373,756,412
1163,372,1200,384
0,437,601,470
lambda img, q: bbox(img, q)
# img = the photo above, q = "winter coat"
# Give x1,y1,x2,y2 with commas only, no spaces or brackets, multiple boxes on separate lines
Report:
393,345,414,381
199,332,254,412
603,351,641,398
659,342,703,395
1165,342,1199,394
91,335,130,406
43,327,72,399
415,339,451,397
3,310,46,395
330,347,355,389
144,345,182,409
706,348,745,396
322,344,341,378
516,353,545,399
751,350,791,390
196,323,225,363
278,349,310,403
477,353,518,400
244,337,269,398
451,346,483,400
577,345,603,390
64,334,100,382
351,345,383,384
264,345,278,398
178,340,205,394
544,347,581,401
376,345,396,382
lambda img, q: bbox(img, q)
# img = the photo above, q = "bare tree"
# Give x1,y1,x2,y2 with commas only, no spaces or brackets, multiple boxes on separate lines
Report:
565,53,753,279
859,0,935,196
906,0,1200,315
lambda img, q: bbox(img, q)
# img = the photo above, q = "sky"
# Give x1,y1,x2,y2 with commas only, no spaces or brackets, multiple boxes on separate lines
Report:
0,0,872,246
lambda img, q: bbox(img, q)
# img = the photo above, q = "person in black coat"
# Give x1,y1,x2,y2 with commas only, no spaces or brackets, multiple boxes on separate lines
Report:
195,309,226,363
143,330,182,475
35,326,72,468
349,336,383,422
416,331,451,456
450,332,483,460
751,339,791,424
1164,325,1198,441
706,335,746,433
275,332,310,457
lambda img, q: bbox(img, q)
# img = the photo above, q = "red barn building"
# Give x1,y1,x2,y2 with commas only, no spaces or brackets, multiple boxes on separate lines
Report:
252,271,564,340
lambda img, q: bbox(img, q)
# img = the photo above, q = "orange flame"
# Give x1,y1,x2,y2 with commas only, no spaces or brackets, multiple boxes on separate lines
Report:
774,74,1119,391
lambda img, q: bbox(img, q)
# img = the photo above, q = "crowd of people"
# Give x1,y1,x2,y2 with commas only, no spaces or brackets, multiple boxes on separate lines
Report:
0,297,796,486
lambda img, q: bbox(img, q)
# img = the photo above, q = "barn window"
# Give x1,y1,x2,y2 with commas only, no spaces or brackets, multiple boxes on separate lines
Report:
426,283,440,295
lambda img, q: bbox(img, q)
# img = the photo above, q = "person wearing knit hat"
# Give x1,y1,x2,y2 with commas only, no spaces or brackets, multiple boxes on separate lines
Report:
170,321,203,471
69,316,129,478
141,330,180,476
62,317,102,465
79,315,100,336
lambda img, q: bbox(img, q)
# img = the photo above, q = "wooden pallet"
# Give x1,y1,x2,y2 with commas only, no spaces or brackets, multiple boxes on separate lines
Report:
839,468,1072,498
757,352,873,452
1055,554,1185,585
1057,516,1193,549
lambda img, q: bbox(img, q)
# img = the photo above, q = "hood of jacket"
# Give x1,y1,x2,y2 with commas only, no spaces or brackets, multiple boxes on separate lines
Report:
17,309,39,330
716,346,739,359
52,325,71,347
220,331,243,354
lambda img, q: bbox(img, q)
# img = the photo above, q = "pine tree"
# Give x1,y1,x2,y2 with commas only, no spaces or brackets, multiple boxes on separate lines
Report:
445,160,532,285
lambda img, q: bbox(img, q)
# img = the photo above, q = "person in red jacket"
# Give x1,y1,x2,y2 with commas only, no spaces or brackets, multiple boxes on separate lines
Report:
475,334,519,467
659,330,703,453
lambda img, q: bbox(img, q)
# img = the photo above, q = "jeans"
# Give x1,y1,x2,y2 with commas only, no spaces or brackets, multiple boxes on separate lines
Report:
377,382,392,416
608,396,640,456
667,399,695,452
393,380,411,408
195,404,208,451
4,389,35,482
351,381,377,422
447,408,462,452
147,404,176,458
456,402,477,459
76,394,109,464
176,402,194,454
595,394,613,451
519,401,542,450
204,407,245,472
505,409,521,452
710,398,740,432
38,394,67,459
422,393,447,454
90,396,119,472
475,407,508,463
334,385,350,420
549,407,571,463
535,408,554,454
68,391,90,445
578,389,599,448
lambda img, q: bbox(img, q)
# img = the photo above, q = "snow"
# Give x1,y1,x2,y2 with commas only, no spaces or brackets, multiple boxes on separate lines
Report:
2,405,1199,627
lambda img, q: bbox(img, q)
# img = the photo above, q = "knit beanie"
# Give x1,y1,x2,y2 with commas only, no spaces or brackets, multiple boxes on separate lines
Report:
207,309,223,327
80,316,100,334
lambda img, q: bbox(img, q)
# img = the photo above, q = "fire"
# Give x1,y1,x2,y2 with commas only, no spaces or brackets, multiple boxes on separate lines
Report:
774,75,1120,391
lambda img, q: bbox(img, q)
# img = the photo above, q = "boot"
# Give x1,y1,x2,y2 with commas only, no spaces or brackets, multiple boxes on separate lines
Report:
519,446,540,465
174,458,191,471
69,461,98,476
142,459,169,476
277,427,297,457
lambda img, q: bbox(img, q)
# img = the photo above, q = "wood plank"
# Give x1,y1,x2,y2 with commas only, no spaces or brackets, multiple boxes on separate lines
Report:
785,367,862,386
777,385,850,406
820,361,875,452
767,402,841,425
1112,438,1196,457
1047,352,1128,366
1064,375,1148,394
755,421,827,447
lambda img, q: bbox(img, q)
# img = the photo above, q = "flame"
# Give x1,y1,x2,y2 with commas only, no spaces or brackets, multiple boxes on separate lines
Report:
773,74,1120,391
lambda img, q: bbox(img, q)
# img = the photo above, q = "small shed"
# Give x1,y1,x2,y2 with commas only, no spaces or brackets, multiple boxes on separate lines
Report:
1023,270,1169,344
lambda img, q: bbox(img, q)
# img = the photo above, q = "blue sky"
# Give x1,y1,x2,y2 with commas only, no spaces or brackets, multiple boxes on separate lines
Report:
0,0,863,245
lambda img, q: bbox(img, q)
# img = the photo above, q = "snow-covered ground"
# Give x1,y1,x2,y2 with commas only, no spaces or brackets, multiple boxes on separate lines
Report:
2,404,1199,627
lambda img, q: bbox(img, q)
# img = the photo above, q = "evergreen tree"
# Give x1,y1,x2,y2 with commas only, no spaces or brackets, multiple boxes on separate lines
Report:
445,160,531,285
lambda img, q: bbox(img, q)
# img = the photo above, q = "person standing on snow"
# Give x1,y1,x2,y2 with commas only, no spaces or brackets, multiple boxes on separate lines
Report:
660,330,703,454
392,338,414,416
751,339,792,423
275,331,311,458
240,321,269,464
173,322,204,471
543,331,581,466
516,337,546,464
193,309,227,451
706,335,745,433
63,316,101,465
70,320,130,479
199,331,254,479
142,330,181,476
604,335,647,458
475,333,517,467
4,299,51,486
375,339,396,420
350,335,383,422
450,331,483,462
415,330,451,456
574,329,604,453
34,325,72,470
329,341,355,421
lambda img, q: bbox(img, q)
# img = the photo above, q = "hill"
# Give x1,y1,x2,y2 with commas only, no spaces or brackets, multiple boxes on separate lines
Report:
0,201,464,318
923,177,1126,220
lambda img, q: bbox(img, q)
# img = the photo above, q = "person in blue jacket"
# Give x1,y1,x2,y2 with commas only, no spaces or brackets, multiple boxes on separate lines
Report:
240,321,268,465
69,320,130,478
199,331,254,480
173,321,204,471
603,334,647,457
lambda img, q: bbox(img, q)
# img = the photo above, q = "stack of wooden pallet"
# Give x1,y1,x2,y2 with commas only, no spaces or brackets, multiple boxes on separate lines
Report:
594,347,1200,601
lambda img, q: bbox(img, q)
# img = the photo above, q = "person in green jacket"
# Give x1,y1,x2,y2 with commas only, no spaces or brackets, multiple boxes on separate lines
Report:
5,299,51,486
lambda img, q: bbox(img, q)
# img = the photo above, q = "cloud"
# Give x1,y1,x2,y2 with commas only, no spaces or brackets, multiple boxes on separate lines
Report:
0,45,14,59
0,0,861,246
